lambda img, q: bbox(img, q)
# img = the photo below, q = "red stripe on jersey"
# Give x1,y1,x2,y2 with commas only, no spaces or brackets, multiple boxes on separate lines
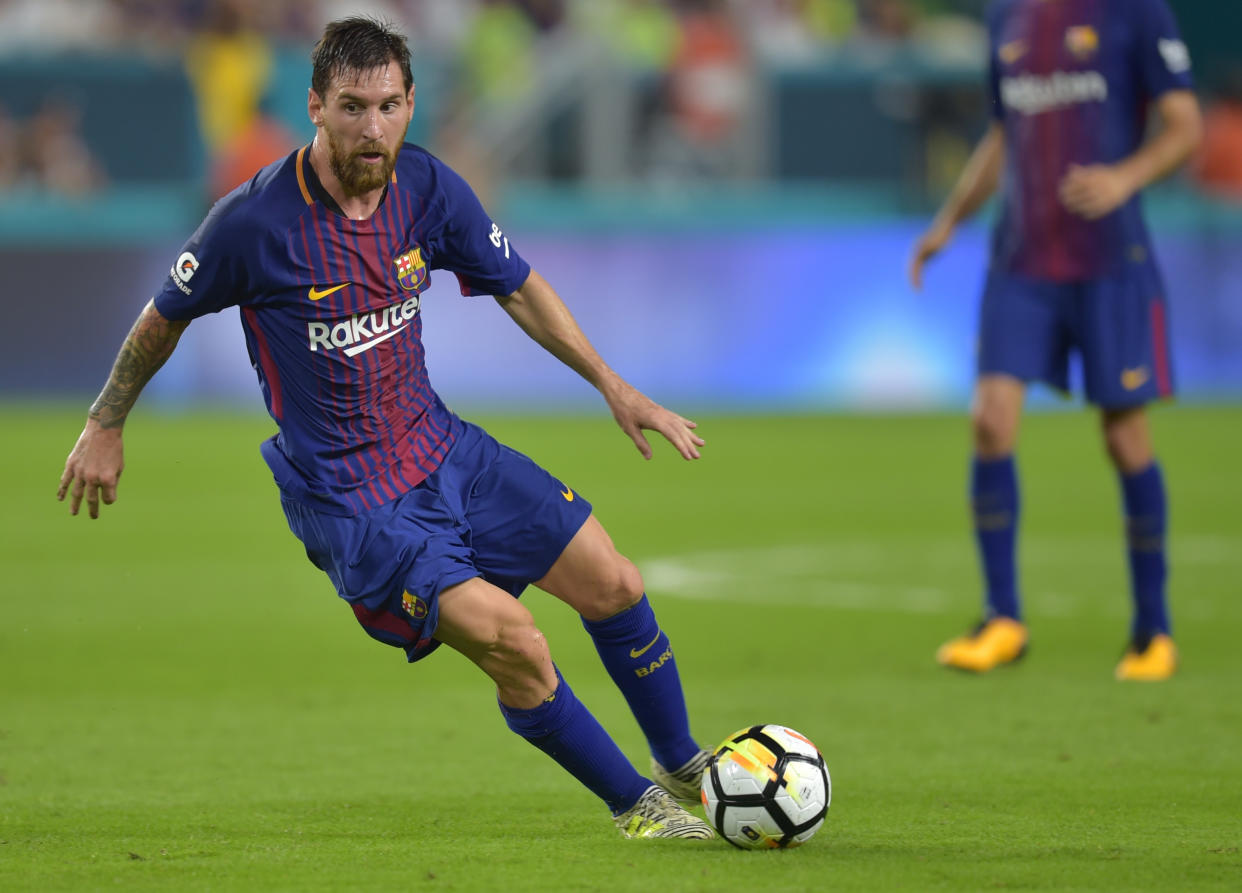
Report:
1150,299,1172,396
297,216,314,285
315,210,373,494
242,306,283,420
1038,0,1069,281
340,222,396,508
382,178,399,237
368,443,399,505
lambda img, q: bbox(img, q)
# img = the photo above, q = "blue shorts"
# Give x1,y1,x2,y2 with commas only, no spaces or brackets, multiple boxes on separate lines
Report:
978,264,1174,408
279,419,593,662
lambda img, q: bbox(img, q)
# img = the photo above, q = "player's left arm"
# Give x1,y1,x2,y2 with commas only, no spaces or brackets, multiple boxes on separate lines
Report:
496,270,704,460
1059,89,1203,220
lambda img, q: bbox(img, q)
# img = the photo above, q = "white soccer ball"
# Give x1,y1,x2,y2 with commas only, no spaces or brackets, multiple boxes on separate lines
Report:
700,724,830,849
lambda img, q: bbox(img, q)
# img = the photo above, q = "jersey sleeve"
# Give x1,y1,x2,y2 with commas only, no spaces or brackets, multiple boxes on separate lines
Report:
1134,0,1194,100
425,160,532,298
153,192,256,321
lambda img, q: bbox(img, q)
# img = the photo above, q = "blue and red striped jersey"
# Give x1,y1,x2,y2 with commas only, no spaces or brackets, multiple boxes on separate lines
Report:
985,0,1193,281
154,143,531,515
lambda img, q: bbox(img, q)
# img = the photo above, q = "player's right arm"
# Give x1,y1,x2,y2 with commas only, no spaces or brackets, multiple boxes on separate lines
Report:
58,300,189,519
909,121,1005,290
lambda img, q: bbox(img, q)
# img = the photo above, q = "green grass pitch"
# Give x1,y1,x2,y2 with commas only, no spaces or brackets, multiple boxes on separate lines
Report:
3,405,1240,891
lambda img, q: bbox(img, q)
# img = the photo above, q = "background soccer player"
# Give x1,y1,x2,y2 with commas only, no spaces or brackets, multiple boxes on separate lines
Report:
908,0,1202,680
58,16,717,839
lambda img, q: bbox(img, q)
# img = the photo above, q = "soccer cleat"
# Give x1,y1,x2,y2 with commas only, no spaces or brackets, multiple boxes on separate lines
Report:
936,616,1028,673
1115,632,1177,681
651,749,714,804
613,785,715,840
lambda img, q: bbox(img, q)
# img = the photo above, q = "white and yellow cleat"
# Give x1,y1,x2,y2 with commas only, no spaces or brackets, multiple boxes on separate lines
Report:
613,785,715,840
651,749,714,804
936,616,1028,673
1115,633,1177,681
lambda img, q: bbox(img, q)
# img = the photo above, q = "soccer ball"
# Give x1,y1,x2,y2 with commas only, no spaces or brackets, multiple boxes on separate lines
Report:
700,724,830,849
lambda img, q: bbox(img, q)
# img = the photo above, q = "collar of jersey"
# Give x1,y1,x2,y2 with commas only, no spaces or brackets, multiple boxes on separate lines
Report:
298,144,391,220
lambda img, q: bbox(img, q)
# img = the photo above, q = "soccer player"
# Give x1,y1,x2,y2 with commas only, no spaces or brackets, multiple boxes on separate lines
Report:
57,17,716,839
908,0,1202,680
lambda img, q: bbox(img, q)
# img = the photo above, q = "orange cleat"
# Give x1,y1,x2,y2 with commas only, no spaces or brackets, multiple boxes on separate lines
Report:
936,617,1028,673
1115,633,1177,681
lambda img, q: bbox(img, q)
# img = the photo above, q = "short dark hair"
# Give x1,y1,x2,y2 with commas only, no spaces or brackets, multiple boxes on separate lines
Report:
311,16,413,98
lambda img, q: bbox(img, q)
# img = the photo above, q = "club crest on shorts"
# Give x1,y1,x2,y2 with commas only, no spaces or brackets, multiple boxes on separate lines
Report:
394,247,428,292
1121,366,1150,391
401,590,428,619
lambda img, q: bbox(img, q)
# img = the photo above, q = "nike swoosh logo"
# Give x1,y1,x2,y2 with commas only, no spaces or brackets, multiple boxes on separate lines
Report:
560,487,574,502
343,328,401,357
308,282,350,300
629,631,662,659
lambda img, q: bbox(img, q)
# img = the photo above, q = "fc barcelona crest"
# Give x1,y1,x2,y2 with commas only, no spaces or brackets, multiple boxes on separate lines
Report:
394,246,428,292
402,590,428,620
1064,25,1099,60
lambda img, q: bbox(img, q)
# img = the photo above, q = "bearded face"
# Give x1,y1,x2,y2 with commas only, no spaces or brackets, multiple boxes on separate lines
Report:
311,60,414,199
324,122,406,196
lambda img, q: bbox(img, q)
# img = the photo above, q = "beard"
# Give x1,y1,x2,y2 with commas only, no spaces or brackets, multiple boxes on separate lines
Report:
325,124,406,197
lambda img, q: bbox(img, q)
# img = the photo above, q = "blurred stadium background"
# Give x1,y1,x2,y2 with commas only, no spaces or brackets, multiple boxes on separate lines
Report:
4,6,1241,887
0,0,1239,412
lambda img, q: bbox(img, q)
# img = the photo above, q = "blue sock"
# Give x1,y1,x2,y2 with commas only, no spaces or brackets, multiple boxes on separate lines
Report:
498,666,649,815
1120,462,1170,637
971,455,1020,620
581,595,699,771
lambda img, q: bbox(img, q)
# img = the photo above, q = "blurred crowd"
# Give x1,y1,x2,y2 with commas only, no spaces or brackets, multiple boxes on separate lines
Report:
0,0,1238,201
0,0,978,58
0,0,989,200
0,98,106,196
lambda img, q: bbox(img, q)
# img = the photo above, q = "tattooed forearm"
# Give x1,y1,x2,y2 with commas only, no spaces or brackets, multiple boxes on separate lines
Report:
89,300,189,429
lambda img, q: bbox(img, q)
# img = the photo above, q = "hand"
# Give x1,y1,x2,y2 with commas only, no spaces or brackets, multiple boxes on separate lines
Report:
57,419,124,519
606,383,704,461
1058,163,1134,220
909,220,954,290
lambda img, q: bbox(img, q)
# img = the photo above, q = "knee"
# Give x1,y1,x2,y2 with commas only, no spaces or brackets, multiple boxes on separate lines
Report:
489,601,551,669
1101,414,1153,473
579,554,645,623
971,400,1018,457
436,580,558,707
457,597,552,697
1101,428,1128,469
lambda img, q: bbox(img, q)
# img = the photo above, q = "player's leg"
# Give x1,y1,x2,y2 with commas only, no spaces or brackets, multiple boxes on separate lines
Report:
535,516,712,802
937,270,1072,672
936,373,1030,671
452,420,708,803
970,372,1026,619
282,446,709,838
433,576,712,837
1098,406,1176,680
1078,266,1176,680
282,481,646,817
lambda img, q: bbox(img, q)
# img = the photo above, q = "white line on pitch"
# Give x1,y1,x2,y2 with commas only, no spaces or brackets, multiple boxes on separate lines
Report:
639,537,1239,620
